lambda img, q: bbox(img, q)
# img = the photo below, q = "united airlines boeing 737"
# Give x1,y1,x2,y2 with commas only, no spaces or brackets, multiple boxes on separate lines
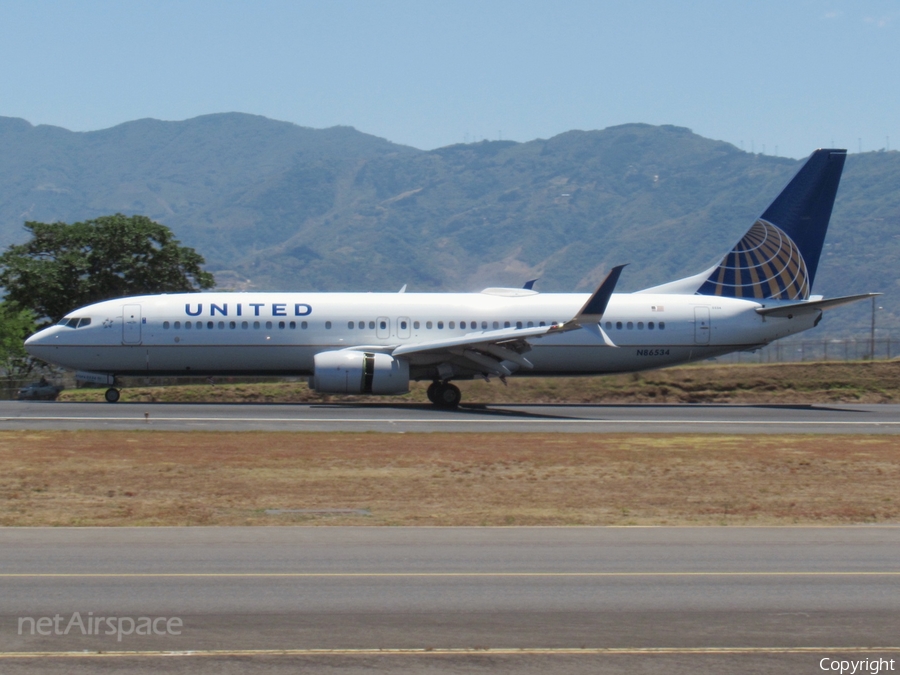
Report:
25,149,875,407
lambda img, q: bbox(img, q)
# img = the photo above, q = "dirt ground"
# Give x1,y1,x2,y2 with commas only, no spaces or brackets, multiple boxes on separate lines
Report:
59,361,900,405
1,431,897,526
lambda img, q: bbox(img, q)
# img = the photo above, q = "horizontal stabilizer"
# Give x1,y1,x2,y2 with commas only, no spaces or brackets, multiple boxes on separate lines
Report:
755,293,880,318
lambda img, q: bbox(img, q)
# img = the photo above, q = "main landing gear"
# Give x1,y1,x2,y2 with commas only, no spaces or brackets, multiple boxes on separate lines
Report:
104,388,121,403
426,381,462,409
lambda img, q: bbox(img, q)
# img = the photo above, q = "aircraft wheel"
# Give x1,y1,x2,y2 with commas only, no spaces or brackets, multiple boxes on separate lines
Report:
104,388,121,403
433,383,461,409
426,382,439,404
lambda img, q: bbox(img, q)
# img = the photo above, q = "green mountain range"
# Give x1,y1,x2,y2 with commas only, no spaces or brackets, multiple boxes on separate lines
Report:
1,113,897,337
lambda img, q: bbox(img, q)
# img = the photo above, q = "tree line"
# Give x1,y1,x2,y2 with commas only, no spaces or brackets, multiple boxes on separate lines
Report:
0,214,214,384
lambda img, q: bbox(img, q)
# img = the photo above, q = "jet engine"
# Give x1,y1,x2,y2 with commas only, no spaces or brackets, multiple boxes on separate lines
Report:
312,351,410,395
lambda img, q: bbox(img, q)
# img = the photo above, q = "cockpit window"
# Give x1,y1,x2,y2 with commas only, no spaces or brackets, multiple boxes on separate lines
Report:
58,317,92,328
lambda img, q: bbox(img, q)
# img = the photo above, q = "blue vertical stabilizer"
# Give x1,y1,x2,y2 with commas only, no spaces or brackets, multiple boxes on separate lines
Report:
697,149,846,300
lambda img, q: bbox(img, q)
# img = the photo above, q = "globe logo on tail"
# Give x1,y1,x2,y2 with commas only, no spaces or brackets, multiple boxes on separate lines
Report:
697,219,810,300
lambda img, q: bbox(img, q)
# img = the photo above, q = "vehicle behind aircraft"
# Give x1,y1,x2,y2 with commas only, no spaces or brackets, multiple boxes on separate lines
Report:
25,149,876,407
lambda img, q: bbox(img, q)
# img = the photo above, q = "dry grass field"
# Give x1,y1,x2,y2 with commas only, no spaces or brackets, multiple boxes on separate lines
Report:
1,431,897,527
58,361,900,405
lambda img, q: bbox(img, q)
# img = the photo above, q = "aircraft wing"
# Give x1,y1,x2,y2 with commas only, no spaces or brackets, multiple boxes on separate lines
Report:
391,265,626,376
755,293,880,318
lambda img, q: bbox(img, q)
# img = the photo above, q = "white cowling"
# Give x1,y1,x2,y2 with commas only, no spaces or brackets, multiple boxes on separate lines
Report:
312,351,410,395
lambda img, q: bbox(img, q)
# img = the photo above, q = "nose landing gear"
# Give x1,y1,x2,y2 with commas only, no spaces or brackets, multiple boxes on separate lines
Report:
426,381,461,409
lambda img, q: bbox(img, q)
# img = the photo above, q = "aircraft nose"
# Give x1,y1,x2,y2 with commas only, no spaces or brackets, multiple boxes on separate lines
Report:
24,326,57,352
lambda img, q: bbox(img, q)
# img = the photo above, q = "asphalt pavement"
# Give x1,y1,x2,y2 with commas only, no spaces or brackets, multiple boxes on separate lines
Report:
0,526,898,674
2,400,899,433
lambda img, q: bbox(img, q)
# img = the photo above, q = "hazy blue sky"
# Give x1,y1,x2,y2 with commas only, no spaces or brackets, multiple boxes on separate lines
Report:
1,0,897,157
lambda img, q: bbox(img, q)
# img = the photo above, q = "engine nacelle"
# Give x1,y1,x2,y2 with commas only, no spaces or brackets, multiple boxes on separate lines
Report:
312,351,410,395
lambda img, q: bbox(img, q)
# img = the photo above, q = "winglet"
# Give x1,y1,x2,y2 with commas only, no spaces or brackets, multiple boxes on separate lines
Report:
522,279,539,290
553,264,627,345
578,264,627,317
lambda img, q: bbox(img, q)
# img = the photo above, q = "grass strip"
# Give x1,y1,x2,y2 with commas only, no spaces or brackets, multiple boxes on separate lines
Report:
1,431,897,526
58,361,900,405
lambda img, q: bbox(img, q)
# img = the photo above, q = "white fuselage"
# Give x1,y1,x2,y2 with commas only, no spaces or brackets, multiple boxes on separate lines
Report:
25,290,818,380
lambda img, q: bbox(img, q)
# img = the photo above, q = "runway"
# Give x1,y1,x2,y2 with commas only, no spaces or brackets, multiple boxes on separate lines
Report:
1,527,898,674
2,400,900,433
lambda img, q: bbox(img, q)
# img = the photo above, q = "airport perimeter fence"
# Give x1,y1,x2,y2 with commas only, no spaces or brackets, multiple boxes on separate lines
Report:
712,337,896,364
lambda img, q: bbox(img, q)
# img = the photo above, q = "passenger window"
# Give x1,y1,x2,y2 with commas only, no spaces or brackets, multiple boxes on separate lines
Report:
449,321,455,329
348,321,354,329
368,321,375,329
325,321,332,329
401,320,408,329
163,321,170,329
266,321,273,329
638,322,644,329
504,321,511,328
207,321,214,329
515,321,522,329
659,321,666,330
279,321,285,329
616,321,622,330
174,321,181,329
242,321,249,329
605,321,612,329
185,321,192,329
254,321,260,329
218,321,225,329
414,321,420,329
301,321,308,329
540,321,546,327
527,321,534,328
482,321,488,329
380,320,387,330
648,321,655,330
358,321,364,329
493,321,500,329
290,321,296,329
460,321,466,329
627,322,633,329
426,321,433,329
437,321,444,329
229,321,236,329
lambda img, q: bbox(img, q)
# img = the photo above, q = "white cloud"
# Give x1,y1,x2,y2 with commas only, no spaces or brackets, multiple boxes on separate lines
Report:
863,13,897,28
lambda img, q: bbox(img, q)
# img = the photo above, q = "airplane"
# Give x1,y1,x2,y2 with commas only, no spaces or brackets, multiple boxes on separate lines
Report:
25,148,877,408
